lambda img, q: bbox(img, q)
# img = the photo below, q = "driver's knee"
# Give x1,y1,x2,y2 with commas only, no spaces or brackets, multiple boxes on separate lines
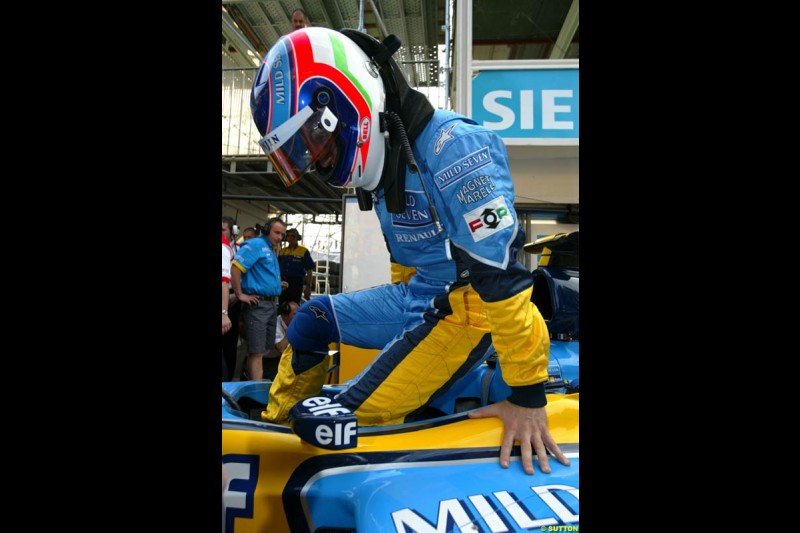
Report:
287,295,339,353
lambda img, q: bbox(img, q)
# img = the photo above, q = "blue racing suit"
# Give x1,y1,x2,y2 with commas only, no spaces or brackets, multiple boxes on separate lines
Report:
264,110,550,425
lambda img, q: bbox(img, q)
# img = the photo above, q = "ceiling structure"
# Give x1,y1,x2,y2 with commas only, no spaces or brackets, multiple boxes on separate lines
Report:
222,0,579,222
471,0,579,60
222,157,345,223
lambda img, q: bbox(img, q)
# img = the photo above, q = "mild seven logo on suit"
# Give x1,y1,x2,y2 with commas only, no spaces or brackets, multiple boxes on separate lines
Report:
435,147,492,191
392,191,432,229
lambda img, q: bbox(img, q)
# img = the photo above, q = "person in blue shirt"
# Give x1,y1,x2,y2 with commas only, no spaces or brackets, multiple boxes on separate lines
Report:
249,28,570,475
231,217,288,380
278,228,315,304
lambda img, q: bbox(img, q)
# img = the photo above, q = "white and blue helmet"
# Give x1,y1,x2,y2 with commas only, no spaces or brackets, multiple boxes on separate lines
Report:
250,27,387,191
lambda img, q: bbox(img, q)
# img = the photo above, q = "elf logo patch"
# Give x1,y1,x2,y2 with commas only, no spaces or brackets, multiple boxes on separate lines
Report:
222,454,259,532
464,197,513,241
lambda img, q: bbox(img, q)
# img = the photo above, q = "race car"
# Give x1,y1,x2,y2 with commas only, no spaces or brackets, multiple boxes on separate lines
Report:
222,231,579,532
223,383,578,532
525,230,579,392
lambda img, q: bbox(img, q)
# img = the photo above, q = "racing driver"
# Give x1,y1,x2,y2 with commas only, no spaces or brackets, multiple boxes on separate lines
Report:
250,27,571,475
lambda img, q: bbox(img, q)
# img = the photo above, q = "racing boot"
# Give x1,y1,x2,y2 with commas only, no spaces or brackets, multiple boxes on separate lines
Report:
262,344,332,424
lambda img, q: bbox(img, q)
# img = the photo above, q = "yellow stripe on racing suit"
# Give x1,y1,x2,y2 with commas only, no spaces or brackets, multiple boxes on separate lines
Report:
263,345,332,423
481,286,550,391
390,262,416,284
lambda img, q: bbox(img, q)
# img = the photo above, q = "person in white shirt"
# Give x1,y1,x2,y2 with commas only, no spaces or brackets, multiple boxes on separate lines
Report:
222,232,233,380
222,216,241,378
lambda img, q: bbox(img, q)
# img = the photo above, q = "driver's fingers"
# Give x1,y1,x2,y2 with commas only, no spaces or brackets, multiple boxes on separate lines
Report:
520,436,535,475
533,436,551,474
543,435,572,466
499,432,515,468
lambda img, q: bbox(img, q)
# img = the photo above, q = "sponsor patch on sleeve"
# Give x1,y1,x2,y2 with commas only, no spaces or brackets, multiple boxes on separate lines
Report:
435,147,492,191
463,196,514,242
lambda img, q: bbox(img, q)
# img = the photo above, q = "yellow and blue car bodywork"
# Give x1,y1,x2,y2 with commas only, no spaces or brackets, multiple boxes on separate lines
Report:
223,384,578,532
222,231,579,532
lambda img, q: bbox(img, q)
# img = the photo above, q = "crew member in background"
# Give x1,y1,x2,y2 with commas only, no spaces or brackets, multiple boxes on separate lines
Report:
222,216,241,380
221,231,233,380
231,218,288,381
241,227,258,241
278,228,315,304
288,8,309,33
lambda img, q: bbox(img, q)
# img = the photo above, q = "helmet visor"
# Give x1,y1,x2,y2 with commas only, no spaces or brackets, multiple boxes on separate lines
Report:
258,105,340,187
